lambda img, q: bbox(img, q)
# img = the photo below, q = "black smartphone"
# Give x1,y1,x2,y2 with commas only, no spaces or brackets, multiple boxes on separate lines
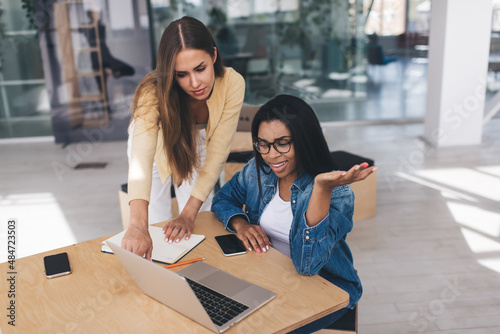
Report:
44,252,72,278
215,234,247,256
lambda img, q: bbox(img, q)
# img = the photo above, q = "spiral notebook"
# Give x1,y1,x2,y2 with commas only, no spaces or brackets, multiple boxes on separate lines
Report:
101,226,205,264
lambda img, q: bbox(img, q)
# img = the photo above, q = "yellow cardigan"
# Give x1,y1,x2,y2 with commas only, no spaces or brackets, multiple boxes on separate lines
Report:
128,67,245,204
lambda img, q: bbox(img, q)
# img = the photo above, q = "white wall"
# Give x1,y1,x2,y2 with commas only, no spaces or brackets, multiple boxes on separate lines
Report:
424,0,492,147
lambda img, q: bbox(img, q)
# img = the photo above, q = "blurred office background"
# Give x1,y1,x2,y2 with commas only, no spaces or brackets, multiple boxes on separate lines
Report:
0,0,449,139
2,0,500,139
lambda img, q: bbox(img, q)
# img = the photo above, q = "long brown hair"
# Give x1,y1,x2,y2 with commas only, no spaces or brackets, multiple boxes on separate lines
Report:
131,16,224,186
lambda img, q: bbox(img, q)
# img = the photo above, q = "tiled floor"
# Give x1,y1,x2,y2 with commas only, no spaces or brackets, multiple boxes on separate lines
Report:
329,120,500,333
0,137,127,260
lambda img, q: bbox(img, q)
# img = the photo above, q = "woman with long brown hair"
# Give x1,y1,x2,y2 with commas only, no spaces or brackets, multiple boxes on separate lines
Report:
122,16,245,259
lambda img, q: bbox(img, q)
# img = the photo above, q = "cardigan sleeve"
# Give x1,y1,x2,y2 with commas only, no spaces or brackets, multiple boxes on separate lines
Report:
190,69,245,202
127,88,160,203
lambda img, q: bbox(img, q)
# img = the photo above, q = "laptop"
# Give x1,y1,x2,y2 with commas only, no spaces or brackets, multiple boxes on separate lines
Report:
106,241,275,333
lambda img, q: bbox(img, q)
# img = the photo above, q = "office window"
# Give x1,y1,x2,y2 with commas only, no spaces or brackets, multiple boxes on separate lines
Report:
364,0,406,36
254,0,299,14
492,0,500,32
29,0,152,143
149,0,369,110
407,0,430,34
0,0,51,139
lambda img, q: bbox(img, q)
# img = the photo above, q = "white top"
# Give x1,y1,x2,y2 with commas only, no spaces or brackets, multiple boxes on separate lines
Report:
196,122,207,130
259,181,293,257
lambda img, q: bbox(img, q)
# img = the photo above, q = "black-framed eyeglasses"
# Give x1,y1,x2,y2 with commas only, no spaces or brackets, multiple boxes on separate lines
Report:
254,136,293,154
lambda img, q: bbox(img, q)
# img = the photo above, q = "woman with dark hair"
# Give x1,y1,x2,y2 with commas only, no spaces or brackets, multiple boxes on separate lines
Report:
123,16,245,259
211,94,376,332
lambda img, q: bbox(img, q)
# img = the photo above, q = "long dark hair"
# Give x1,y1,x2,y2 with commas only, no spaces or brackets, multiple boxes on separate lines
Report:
131,16,224,185
251,95,337,189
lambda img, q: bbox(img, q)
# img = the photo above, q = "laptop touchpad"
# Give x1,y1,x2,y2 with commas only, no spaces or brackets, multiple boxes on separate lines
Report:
199,272,252,297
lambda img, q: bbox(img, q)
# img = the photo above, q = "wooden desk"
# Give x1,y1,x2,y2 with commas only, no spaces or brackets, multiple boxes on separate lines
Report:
0,212,349,333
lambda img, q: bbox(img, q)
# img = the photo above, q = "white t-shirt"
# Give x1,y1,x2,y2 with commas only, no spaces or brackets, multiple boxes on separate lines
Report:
259,181,293,257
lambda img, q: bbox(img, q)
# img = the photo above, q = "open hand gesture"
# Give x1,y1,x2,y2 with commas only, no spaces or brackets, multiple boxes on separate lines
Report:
315,162,377,192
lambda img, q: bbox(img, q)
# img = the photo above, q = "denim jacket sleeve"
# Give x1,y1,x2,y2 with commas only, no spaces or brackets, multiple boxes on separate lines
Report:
211,160,256,232
290,184,355,276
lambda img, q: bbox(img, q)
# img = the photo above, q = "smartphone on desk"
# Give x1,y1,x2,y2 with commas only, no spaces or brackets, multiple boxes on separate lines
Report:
215,234,247,256
44,252,72,278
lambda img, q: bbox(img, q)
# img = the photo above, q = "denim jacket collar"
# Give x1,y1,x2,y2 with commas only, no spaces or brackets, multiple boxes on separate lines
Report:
261,164,314,192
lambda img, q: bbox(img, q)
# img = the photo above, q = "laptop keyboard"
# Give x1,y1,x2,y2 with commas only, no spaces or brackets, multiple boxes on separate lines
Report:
185,277,249,327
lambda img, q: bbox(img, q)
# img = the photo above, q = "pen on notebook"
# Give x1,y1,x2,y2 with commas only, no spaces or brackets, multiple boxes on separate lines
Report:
163,257,205,269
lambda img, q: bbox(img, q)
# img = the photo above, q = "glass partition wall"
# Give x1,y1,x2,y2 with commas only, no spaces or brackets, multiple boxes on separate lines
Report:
0,0,52,138
488,0,500,96
149,0,368,111
0,0,432,139
0,0,151,141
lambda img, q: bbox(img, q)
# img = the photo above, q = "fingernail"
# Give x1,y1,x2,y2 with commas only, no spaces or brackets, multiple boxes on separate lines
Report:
355,165,360,171
168,239,172,244
372,167,378,171
256,248,261,253
262,247,266,252
363,163,369,168
342,172,347,176
248,248,252,252
266,245,270,250
175,239,180,243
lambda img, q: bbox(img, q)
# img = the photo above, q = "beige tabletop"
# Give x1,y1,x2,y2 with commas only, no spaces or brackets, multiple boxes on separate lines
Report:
0,212,349,333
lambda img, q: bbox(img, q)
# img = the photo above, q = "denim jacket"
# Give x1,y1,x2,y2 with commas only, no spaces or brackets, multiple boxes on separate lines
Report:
212,158,362,309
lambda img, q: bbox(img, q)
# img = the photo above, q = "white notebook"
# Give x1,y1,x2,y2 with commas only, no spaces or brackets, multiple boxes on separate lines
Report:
101,226,205,264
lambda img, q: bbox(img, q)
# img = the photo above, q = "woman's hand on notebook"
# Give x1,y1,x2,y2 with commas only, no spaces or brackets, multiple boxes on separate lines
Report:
163,215,195,244
122,220,153,260
163,196,202,244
